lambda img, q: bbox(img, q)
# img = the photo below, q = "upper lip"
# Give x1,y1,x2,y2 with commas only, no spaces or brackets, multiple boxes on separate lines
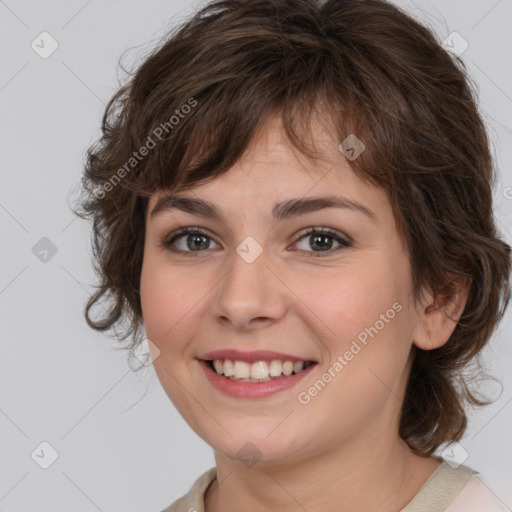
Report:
197,349,317,363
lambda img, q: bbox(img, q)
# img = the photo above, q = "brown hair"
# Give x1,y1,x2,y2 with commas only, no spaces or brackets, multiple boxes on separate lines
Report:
72,0,511,456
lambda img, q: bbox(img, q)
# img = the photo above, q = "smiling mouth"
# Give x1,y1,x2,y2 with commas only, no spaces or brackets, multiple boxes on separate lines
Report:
206,359,317,382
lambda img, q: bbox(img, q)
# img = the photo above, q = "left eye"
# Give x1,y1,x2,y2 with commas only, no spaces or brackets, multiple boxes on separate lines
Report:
162,227,351,257
291,228,351,257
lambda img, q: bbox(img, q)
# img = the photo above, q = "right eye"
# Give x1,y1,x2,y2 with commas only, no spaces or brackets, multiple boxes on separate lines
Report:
161,227,221,256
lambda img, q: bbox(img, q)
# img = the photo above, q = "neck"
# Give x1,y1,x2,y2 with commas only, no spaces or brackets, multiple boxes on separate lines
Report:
205,432,441,512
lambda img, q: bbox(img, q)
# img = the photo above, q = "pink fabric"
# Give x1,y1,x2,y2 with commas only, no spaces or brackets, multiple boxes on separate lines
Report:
445,475,510,512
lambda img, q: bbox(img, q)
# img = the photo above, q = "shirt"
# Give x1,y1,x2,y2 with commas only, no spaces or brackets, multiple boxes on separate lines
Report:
160,461,509,512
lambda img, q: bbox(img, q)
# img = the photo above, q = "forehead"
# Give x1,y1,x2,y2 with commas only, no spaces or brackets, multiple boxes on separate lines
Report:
147,113,377,210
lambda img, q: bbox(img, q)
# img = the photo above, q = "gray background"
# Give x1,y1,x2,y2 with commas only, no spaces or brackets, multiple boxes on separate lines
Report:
0,0,511,510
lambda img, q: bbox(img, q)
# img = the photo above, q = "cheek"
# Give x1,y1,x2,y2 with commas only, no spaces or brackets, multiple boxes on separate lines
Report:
140,253,183,349
293,261,406,338
140,263,173,342
327,289,413,407
294,257,413,389
139,255,214,354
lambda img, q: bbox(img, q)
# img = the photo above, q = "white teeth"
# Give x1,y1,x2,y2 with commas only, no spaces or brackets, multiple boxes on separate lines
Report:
210,358,310,381
250,361,269,379
233,360,250,379
282,361,293,376
269,359,283,377
213,360,223,374
223,359,234,377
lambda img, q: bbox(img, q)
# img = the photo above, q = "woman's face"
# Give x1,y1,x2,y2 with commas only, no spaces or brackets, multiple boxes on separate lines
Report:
140,114,424,465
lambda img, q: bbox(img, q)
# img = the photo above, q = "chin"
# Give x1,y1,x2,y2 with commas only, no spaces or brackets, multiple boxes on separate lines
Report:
205,428,303,467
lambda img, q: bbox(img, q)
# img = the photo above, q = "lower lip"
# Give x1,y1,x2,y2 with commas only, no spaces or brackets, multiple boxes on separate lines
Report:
198,359,316,399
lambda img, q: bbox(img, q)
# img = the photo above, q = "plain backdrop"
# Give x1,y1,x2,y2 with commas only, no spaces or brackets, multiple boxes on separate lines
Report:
0,0,511,511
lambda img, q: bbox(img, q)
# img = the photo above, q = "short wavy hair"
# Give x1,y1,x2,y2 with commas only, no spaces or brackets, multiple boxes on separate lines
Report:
72,0,511,456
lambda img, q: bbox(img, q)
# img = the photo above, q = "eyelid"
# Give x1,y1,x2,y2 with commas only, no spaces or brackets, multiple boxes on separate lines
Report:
293,226,351,243
163,226,221,249
161,225,352,257
289,227,352,257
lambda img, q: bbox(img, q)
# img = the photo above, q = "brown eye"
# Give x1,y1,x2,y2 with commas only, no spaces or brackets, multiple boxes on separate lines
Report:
163,227,221,256
291,228,351,257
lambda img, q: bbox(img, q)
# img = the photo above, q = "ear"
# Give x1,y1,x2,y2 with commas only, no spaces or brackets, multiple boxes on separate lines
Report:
412,275,472,351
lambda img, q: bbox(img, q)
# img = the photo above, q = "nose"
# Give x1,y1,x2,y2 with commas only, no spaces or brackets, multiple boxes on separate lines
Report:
210,245,288,331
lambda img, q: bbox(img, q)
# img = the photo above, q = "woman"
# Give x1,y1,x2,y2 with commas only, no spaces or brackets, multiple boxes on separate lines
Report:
74,0,511,510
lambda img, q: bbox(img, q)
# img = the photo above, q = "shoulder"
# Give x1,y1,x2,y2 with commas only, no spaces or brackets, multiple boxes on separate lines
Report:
446,473,510,512
160,467,217,512
402,461,509,512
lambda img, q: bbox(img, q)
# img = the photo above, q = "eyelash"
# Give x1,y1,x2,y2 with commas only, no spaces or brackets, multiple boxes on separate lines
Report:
160,226,352,258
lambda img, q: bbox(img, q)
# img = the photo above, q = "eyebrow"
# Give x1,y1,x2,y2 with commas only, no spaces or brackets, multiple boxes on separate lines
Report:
149,193,376,222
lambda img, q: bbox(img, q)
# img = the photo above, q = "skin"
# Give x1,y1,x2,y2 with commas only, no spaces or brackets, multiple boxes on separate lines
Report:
140,113,469,512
